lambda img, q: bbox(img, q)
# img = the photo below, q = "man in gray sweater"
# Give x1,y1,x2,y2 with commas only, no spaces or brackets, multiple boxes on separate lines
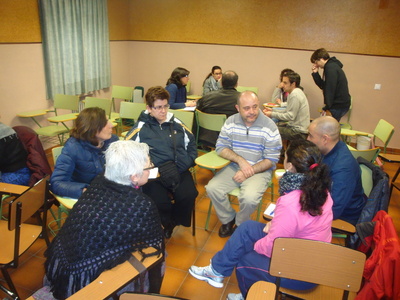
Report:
263,71,310,141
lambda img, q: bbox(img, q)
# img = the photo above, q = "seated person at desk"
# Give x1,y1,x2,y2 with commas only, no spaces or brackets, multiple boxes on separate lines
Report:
165,67,196,109
202,65,223,95
125,86,198,239
189,140,333,300
44,140,164,299
197,70,240,147
50,107,118,199
0,121,31,185
263,71,310,141
270,68,294,107
206,91,281,238
307,116,365,225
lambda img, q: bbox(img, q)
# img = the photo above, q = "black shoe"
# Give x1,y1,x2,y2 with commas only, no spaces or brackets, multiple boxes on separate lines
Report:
218,218,236,238
164,223,176,239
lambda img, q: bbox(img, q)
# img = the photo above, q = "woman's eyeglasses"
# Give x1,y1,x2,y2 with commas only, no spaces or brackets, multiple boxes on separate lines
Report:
152,104,170,111
144,162,155,171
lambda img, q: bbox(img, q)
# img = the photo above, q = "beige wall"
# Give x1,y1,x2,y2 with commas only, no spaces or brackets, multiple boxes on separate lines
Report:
1,41,398,149
127,41,399,149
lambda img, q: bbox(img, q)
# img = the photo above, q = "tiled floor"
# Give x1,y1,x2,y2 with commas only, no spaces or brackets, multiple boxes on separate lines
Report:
1,152,400,300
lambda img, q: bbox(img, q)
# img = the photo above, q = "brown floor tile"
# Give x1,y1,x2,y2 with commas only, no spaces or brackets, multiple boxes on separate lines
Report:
203,231,229,254
168,225,210,249
165,243,201,270
160,267,188,297
176,274,225,300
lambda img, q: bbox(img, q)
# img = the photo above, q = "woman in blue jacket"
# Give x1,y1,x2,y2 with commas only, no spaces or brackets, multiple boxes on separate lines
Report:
125,86,198,238
165,67,196,109
50,107,118,198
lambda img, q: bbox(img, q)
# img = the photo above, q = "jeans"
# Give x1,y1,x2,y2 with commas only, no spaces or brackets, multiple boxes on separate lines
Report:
329,108,349,122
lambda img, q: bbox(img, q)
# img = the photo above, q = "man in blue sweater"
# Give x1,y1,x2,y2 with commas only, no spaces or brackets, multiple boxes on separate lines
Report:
307,116,365,225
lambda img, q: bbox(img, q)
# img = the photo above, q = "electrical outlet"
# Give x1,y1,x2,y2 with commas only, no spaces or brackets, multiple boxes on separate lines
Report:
374,84,381,90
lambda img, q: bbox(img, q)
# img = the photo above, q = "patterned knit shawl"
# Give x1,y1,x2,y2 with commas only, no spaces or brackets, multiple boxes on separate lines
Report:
278,171,305,196
45,175,164,299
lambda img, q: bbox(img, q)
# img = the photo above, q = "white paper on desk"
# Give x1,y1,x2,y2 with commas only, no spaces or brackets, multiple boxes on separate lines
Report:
264,203,276,218
183,106,196,111
148,167,159,179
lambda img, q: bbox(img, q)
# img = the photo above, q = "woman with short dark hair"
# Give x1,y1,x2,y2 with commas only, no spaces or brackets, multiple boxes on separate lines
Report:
125,86,198,238
50,107,118,198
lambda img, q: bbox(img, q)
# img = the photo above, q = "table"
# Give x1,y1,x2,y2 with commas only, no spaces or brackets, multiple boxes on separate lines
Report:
187,95,202,100
17,109,49,127
53,194,78,210
379,153,400,196
47,113,79,131
194,150,230,172
0,182,29,195
1,182,29,219
340,128,372,137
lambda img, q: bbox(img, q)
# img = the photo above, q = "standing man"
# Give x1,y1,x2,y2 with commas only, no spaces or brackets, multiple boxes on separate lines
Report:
310,48,351,122
206,91,282,237
263,72,310,141
197,71,240,147
307,116,365,225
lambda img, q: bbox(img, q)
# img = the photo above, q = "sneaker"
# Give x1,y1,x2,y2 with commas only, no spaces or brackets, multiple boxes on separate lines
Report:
227,293,244,300
189,264,224,288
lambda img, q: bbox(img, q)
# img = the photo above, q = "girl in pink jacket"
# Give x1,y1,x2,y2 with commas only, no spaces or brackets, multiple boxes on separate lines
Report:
189,139,333,300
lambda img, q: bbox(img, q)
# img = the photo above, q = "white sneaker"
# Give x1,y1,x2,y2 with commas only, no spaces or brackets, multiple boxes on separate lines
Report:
189,264,224,288
227,293,244,300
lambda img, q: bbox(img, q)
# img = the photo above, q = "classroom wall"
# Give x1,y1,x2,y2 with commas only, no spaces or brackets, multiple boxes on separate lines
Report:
127,41,399,149
127,0,400,57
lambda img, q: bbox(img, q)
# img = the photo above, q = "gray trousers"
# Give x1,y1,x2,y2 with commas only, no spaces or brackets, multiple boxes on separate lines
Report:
206,163,271,226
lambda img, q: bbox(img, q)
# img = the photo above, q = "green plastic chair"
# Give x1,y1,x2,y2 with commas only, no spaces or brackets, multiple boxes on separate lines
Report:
47,146,74,236
111,85,134,109
119,102,147,138
185,81,191,95
195,109,226,149
236,86,259,94
373,119,394,153
84,97,113,118
35,94,79,145
171,110,194,132
350,147,381,163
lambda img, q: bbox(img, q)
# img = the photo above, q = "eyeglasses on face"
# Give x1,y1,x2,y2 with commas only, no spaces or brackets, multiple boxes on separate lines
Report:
152,104,170,111
143,162,155,171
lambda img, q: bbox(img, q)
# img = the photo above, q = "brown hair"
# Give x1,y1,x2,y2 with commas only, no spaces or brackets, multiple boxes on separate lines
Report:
145,86,170,107
286,139,330,216
70,107,108,146
310,48,330,63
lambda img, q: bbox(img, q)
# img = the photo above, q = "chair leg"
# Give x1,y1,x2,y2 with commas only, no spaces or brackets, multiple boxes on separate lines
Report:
1,268,19,299
204,200,213,231
192,205,196,236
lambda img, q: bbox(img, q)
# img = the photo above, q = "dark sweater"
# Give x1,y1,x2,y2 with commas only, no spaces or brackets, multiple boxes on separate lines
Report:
45,175,164,299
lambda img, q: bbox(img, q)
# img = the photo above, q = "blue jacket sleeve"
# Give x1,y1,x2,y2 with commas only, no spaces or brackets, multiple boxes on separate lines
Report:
166,84,186,109
330,163,356,220
50,150,87,199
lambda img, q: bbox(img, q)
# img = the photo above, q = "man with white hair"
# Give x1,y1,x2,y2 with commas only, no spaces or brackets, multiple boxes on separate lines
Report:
307,116,364,225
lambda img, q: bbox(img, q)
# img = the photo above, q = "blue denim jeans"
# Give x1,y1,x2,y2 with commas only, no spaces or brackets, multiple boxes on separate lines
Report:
211,220,316,297
329,108,349,122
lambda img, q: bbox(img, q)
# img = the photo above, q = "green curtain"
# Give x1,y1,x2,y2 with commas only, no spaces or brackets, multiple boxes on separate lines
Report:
39,0,111,99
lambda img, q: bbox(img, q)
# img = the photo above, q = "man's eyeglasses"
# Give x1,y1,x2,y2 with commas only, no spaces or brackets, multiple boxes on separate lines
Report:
152,104,170,111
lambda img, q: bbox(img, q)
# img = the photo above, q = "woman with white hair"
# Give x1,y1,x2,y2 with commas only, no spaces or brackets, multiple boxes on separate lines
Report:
44,140,164,299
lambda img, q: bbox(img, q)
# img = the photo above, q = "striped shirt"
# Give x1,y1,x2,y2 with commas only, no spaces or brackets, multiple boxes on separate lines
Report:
216,112,282,169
